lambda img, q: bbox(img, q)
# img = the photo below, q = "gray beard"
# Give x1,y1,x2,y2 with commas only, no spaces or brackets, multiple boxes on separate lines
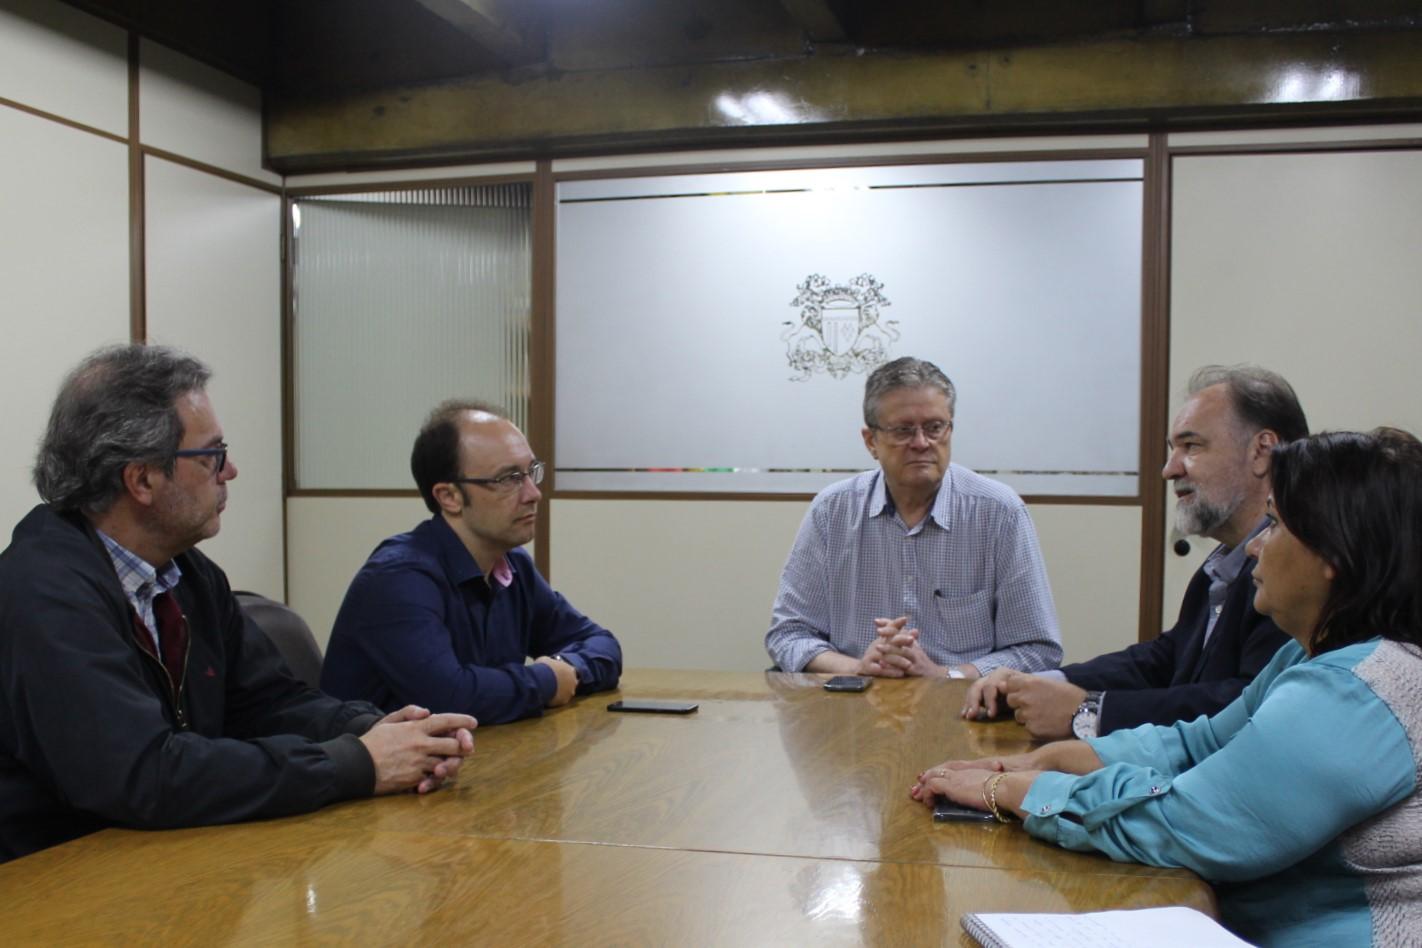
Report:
1174,495,1237,539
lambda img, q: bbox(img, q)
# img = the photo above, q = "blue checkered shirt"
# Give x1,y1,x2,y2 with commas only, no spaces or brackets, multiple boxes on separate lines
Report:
766,466,1063,674
1201,518,1269,648
96,529,182,653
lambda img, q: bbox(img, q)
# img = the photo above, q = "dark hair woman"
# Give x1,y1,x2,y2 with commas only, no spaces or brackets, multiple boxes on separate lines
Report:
913,428,1422,946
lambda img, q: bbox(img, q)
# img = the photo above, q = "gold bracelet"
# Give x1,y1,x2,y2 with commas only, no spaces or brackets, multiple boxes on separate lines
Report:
985,771,1014,823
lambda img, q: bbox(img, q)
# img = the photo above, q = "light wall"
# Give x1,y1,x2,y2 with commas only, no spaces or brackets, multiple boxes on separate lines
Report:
290,496,1140,670
9,1,1422,671
0,0,282,597
547,500,1140,672
286,496,432,648
144,158,283,597
1162,131,1422,618
0,0,129,533
0,0,126,134
292,496,1140,670
288,125,1422,671
548,499,806,672
289,133,1157,667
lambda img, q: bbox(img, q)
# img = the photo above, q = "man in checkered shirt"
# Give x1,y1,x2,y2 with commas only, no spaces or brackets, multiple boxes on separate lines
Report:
766,357,1062,680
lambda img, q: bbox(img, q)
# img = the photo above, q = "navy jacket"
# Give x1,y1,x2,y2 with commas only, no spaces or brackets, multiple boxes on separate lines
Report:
322,516,622,725
1061,556,1289,734
0,505,381,863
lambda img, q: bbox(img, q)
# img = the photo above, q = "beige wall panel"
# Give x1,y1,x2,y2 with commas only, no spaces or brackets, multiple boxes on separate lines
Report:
0,0,126,135
285,496,439,650
549,499,806,672
1028,504,1141,664
1169,123,1422,148
0,108,129,532
1165,147,1422,620
548,498,1138,672
144,157,283,597
139,40,278,185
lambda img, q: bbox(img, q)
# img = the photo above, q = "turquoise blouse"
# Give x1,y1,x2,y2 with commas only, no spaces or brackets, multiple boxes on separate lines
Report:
1022,638,1422,946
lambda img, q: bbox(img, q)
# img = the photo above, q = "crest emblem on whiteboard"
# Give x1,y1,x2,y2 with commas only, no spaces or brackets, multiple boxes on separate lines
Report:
782,273,899,381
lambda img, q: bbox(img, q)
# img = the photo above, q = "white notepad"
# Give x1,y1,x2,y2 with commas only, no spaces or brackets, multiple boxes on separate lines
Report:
960,906,1253,948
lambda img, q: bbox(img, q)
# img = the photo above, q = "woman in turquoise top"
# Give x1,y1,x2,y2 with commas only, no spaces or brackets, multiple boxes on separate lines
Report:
913,428,1422,946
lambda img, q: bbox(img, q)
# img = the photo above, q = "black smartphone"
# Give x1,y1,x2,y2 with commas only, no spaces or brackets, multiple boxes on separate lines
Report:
933,799,996,823
823,675,871,692
606,699,699,714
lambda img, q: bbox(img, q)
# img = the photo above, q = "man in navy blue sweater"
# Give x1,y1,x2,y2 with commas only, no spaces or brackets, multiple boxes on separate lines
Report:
322,401,622,725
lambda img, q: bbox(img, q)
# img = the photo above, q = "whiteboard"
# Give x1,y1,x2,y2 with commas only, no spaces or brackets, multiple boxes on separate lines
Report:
556,159,1142,496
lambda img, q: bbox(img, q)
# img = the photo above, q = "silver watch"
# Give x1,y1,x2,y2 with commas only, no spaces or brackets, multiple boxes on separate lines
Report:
1071,691,1103,740
554,653,591,685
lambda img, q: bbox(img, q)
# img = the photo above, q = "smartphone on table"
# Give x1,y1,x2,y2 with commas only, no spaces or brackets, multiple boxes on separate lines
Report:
823,675,871,692
607,699,699,714
933,799,996,823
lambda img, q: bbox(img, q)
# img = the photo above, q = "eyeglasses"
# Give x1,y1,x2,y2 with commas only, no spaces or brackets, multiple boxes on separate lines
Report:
174,443,228,476
454,460,545,493
870,421,953,445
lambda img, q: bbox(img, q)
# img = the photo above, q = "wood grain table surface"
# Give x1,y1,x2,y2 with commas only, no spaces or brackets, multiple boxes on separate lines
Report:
0,669,1216,946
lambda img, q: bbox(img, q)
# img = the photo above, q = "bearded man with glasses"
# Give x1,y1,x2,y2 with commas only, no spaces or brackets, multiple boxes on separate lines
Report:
323,400,622,725
766,356,1063,680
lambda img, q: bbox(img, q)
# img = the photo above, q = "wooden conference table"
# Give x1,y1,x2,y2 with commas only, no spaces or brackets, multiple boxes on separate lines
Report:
1,670,1215,945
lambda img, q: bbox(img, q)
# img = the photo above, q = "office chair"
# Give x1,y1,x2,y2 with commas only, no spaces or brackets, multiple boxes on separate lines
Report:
234,591,325,690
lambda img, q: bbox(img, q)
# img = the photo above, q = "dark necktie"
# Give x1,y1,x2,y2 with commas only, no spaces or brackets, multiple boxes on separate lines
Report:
152,591,189,688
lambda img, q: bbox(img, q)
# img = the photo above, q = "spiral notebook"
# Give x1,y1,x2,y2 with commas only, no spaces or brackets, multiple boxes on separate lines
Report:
960,906,1252,948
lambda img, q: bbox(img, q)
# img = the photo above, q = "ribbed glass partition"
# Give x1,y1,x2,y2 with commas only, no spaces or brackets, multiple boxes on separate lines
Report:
291,184,531,489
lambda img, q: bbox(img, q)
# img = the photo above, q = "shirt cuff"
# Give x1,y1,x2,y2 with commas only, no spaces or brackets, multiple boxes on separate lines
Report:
556,652,591,689
1023,762,1175,848
1035,669,1068,682
321,732,378,798
529,660,558,702
783,644,829,673
343,712,381,736
969,655,1003,677
1020,770,1081,843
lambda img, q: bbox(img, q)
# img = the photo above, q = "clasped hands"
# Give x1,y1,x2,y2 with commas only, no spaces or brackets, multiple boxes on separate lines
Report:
359,705,478,796
958,666,1086,740
858,616,965,678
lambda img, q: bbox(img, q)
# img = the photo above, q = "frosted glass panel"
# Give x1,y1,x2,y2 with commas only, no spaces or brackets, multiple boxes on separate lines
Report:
293,185,531,489
556,160,1142,495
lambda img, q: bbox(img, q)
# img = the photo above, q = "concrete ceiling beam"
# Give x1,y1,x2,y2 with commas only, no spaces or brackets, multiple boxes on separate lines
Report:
268,31,1422,172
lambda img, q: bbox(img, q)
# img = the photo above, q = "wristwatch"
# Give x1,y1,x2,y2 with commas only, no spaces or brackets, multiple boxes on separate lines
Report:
946,666,966,679
1071,691,1103,740
554,653,591,686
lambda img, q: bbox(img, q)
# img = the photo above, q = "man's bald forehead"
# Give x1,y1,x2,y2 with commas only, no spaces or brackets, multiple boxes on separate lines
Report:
457,408,505,427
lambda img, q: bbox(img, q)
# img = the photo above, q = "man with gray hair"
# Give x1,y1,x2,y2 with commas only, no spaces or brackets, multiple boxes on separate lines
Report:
766,356,1063,678
0,344,477,863
962,364,1304,739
